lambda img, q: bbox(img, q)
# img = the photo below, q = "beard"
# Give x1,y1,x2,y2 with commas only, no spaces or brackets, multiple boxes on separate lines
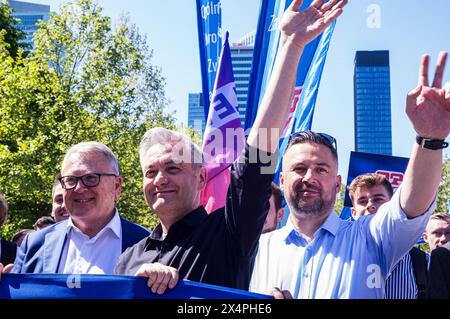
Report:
289,183,335,218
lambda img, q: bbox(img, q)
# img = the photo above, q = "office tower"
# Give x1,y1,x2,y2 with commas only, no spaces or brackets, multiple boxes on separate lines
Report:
354,50,392,155
7,0,50,49
188,92,205,135
230,31,254,127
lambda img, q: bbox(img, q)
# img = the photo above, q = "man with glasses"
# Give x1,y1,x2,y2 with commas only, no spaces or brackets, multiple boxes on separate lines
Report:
9,142,149,275
248,0,449,297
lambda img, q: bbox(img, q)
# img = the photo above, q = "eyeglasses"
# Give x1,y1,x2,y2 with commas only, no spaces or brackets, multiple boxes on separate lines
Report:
59,173,116,190
287,131,337,152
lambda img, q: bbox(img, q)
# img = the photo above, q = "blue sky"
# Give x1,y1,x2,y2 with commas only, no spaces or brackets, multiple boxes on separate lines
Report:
27,0,450,178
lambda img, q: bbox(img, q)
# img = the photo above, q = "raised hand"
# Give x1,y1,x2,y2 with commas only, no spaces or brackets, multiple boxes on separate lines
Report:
135,262,179,295
280,0,347,48
406,52,450,140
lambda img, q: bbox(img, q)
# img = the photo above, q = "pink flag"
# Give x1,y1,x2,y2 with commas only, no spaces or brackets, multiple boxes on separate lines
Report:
200,32,245,213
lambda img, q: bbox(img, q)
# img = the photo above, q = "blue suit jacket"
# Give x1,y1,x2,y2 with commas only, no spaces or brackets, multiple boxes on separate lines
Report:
12,217,150,274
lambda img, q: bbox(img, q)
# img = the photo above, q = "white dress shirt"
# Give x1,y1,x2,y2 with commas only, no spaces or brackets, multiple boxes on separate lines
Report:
58,210,122,274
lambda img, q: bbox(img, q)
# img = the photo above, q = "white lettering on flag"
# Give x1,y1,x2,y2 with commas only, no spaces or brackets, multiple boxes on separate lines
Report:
208,82,239,129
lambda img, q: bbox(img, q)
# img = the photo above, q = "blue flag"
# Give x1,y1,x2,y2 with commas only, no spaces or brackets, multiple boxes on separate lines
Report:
196,0,222,120
244,0,338,185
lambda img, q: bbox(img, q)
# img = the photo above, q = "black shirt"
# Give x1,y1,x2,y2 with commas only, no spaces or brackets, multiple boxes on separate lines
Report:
1,238,17,265
114,143,274,290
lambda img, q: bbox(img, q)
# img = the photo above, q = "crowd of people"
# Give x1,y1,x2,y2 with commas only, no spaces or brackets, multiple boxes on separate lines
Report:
0,0,449,298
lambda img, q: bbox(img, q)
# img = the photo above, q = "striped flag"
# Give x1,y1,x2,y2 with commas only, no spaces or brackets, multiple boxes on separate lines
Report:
200,32,245,213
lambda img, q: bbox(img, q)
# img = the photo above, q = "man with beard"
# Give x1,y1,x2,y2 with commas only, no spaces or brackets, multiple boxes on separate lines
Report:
249,48,449,297
249,130,444,298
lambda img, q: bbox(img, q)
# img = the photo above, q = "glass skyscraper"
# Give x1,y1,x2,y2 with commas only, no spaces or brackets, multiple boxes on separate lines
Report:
354,50,392,155
230,31,254,127
7,0,50,50
188,92,205,135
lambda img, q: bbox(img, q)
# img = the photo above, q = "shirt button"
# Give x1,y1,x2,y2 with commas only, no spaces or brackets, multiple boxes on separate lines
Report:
304,272,309,278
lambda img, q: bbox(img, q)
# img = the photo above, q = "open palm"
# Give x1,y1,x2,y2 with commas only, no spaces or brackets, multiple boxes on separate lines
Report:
280,0,347,48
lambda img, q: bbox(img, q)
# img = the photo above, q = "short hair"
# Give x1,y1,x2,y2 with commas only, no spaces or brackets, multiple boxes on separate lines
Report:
271,182,283,212
428,212,450,225
348,173,394,203
33,216,56,230
0,194,8,228
284,131,338,165
12,229,34,246
139,127,203,169
63,142,120,175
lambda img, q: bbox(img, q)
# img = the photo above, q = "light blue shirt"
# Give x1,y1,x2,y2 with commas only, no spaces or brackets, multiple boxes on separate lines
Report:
250,186,435,298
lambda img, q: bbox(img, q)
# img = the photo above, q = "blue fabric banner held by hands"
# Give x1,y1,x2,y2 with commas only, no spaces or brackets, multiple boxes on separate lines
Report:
0,274,273,299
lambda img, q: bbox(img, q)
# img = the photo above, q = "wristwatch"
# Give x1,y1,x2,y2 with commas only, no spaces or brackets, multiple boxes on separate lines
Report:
416,136,449,150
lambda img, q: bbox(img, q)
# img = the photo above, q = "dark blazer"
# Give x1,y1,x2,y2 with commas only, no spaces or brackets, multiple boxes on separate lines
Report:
12,216,150,274
428,241,450,299
1,238,17,265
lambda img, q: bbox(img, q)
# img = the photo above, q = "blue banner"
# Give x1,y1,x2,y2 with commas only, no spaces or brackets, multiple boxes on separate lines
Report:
340,151,410,220
0,274,273,299
196,0,222,121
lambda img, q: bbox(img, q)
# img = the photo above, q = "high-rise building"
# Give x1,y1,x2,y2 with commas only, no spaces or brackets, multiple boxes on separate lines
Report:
6,0,50,50
188,92,205,135
230,31,254,127
354,50,392,155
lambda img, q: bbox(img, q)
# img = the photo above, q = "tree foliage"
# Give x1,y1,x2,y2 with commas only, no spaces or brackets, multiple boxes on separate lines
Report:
0,1,28,58
333,183,346,216
0,0,175,239
437,157,450,214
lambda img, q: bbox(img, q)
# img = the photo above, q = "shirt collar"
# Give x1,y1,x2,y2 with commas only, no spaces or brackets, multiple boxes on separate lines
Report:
281,210,340,241
150,206,208,240
66,208,121,239
319,211,340,237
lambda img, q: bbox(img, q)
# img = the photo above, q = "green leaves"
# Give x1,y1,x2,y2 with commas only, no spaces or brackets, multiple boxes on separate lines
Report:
0,2,28,58
436,157,449,214
0,0,173,238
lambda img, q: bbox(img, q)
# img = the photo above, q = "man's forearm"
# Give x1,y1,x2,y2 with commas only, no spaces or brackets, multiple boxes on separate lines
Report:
247,42,304,152
400,143,443,218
